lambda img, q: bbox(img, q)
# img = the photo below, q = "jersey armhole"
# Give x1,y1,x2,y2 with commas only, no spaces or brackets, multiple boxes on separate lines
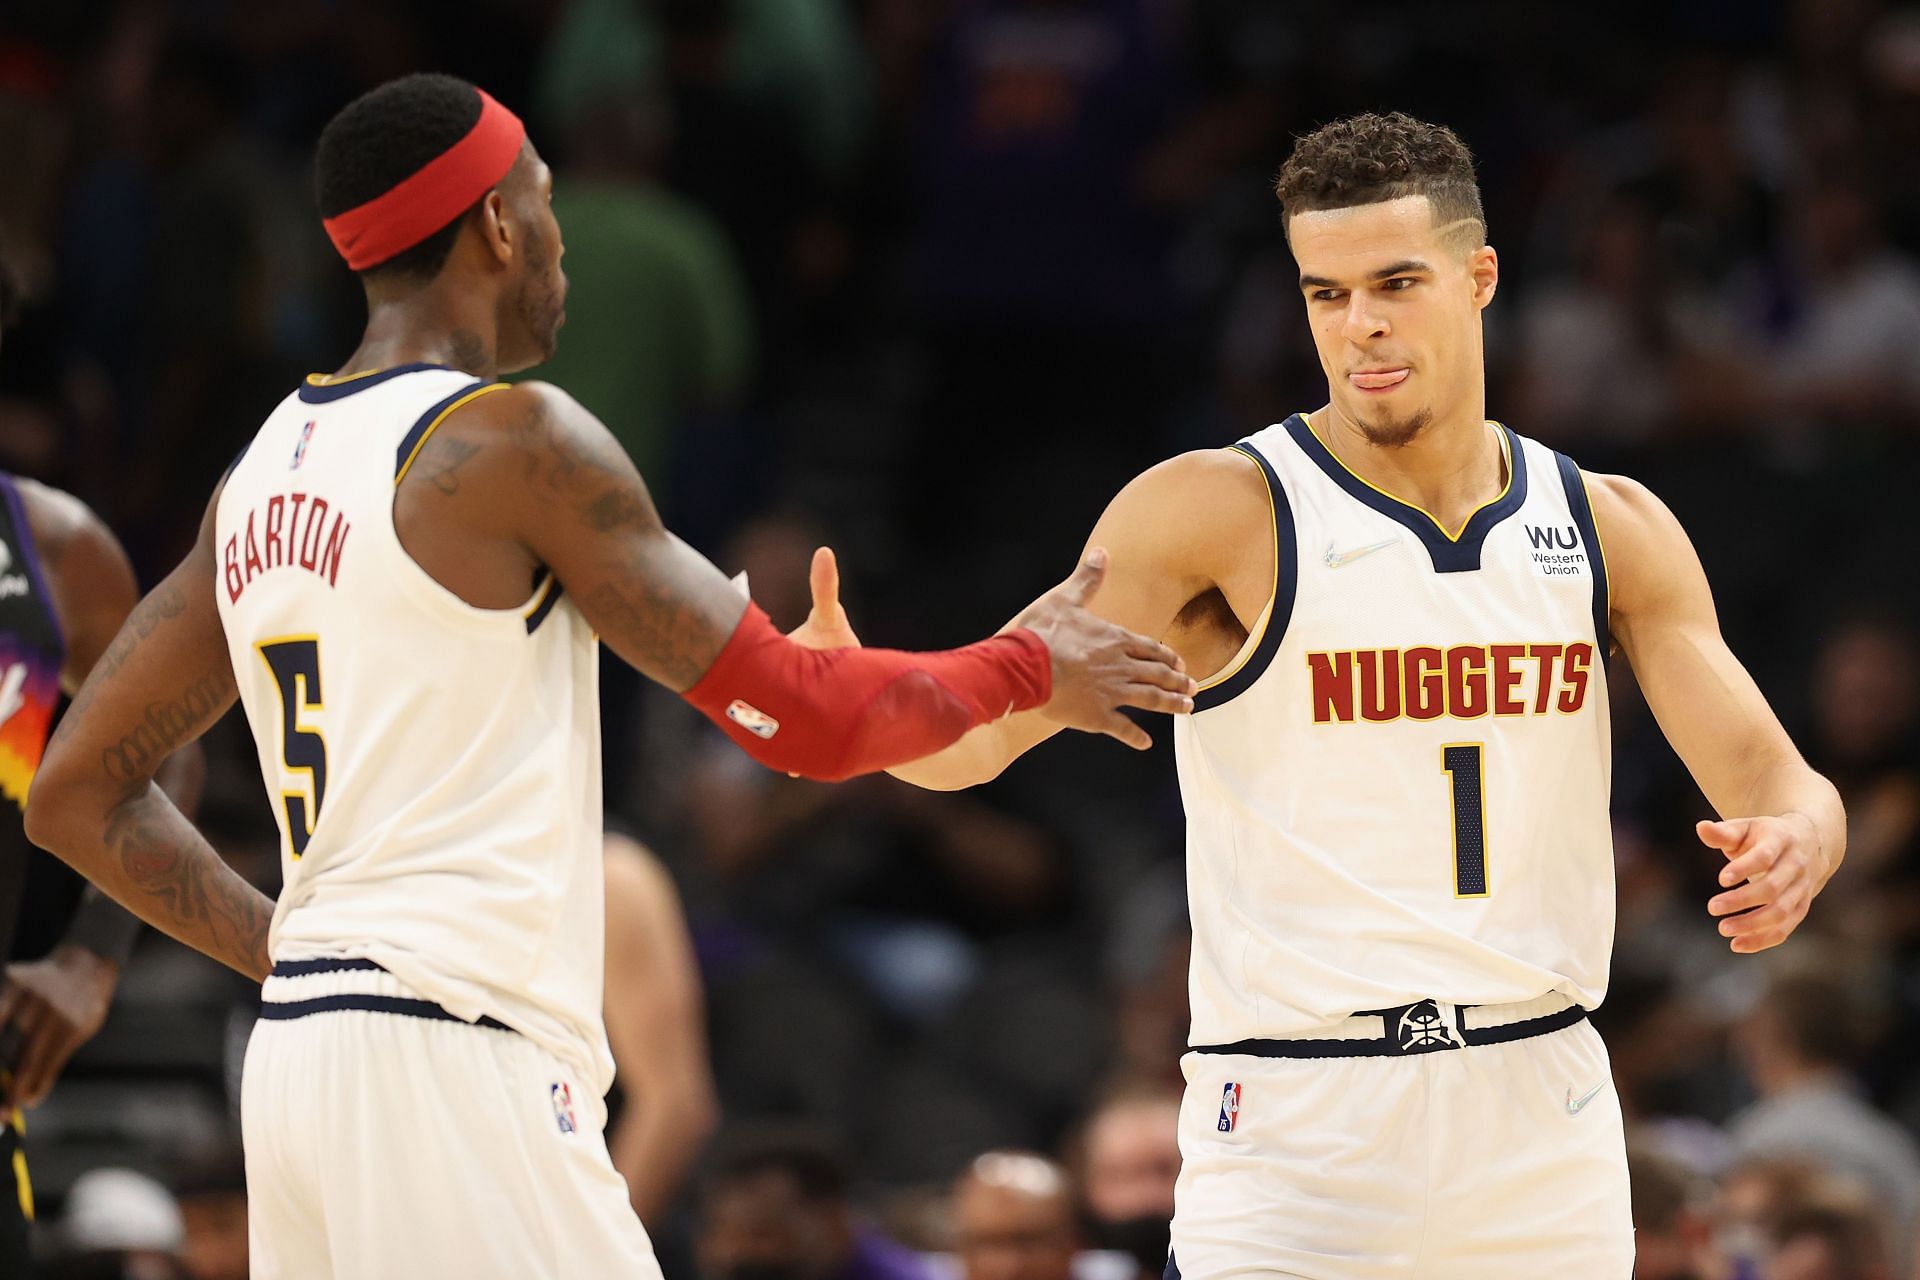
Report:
1192,441,1297,713
1552,451,1612,654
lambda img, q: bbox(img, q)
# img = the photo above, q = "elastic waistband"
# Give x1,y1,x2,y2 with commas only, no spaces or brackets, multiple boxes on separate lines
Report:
262,957,513,1033
1191,995,1587,1060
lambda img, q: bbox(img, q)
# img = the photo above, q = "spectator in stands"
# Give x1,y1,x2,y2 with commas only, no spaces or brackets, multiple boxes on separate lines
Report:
1770,1197,1895,1280
169,1146,247,1280
1728,961,1920,1243
951,1151,1079,1280
1627,1143,1712,1280
698,1128,932,1280
1708,1159,1877,1280
1072,1087,1180,1280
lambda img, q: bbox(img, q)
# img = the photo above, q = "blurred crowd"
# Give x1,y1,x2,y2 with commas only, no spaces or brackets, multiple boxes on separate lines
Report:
3,0,1920,1278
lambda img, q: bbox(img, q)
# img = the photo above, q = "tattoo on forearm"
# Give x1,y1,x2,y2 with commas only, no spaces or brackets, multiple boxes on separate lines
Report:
103,792,270,976
99,667,231,781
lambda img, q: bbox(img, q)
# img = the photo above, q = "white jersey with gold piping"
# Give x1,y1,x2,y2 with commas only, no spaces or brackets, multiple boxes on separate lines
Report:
214,363,612,1091
1172,414,1613,1046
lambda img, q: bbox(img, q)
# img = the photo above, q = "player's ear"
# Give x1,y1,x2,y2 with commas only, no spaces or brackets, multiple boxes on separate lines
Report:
477,190,513,267
1469,243,1498,310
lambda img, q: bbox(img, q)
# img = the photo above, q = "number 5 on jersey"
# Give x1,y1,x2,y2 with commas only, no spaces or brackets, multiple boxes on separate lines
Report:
257,637,328,857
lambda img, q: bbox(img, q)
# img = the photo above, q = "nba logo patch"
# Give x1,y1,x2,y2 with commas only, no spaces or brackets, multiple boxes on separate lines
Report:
290,420,317,470
1217,1082,1241,1132
550,1082,577,1135
726,699,780,739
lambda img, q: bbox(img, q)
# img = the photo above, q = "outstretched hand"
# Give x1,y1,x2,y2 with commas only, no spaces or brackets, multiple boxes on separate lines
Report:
787,547,862,651
1701,814,1829,954
1015,548,1195,750
0,946,118,1108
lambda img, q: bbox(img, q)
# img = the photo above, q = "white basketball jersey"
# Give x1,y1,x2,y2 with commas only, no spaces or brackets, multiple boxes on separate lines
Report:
215,364,613,1090
1173,414,1613,1045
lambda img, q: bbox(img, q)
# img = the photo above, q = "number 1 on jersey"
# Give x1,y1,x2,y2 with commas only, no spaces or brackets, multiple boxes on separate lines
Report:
257,637,328,858
1442,743,1488,897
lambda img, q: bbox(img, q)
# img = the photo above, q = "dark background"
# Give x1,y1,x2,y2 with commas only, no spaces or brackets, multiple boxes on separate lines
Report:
3,0,1920,1276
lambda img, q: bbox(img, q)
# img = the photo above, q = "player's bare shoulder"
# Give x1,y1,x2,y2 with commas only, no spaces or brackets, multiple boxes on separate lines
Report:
1579,469,1713,646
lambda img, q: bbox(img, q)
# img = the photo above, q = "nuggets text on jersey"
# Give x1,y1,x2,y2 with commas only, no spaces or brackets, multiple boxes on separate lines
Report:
1307,641,1595,723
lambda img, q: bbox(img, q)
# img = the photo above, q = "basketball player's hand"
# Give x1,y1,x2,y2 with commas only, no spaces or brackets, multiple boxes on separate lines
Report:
0,946,118,1107
787,547,862,651
1015,548,1194,750
1701,814,1828,953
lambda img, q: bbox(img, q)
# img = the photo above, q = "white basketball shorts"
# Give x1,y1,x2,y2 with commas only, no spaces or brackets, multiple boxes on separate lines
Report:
241,958,660,1279
1168,995,1633,1279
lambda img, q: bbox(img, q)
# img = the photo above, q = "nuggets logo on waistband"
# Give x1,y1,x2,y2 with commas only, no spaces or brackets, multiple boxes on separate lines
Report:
1307,642,1594,724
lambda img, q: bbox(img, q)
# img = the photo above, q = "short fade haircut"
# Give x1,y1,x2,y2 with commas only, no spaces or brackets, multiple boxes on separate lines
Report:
1273,112,1485,248
315,73,488,282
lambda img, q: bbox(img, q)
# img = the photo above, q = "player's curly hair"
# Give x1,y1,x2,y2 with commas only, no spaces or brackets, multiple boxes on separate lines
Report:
1273,112,1485,246
315,73,488,282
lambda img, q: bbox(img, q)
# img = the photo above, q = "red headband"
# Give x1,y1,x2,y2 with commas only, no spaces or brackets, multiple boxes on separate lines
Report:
322,89,526,271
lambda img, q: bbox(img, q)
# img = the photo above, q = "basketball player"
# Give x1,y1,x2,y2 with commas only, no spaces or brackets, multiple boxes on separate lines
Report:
0,251,201,1277
20,74,1192,1279
888,113,1847,1275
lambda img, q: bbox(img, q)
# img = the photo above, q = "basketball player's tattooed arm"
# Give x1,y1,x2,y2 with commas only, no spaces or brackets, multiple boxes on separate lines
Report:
25,484,274,983
0,483,210,1105
890,449,1273,790
423,382,1191,773
1591,473,1846,953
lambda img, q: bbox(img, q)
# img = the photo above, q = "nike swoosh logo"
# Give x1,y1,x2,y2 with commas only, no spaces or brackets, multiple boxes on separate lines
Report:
1323,537,1399,569
1566,1083,1606,1115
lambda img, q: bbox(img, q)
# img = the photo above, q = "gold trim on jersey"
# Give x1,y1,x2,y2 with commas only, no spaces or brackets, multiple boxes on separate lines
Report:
1195,444,1280,693
394,383,512,485
1303,417,1513,542
305,368,388,387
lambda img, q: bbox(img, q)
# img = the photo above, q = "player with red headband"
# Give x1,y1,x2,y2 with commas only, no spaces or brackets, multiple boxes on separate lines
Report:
23,74,1194,1278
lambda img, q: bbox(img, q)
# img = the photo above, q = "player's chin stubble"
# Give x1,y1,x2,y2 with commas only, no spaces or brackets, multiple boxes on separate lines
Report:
1353,406,1434,448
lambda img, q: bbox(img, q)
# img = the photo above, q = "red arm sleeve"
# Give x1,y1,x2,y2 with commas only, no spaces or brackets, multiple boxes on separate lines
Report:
683,604,1051,782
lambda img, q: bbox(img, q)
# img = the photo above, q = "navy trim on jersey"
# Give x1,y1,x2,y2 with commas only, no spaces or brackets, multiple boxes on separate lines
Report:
269,957,383,978
298,362,457,404
1192,441,1296,713
1554,452,1611,652
394,379,487,478
1282,415,1529,573
1190,1003,1586,1059
258,992,515,1032
1163,1253,1180,1280
525,577,565,634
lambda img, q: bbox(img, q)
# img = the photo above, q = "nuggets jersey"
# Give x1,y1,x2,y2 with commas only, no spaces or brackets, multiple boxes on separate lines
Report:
216,364,612,1090
1174,414,1612,1045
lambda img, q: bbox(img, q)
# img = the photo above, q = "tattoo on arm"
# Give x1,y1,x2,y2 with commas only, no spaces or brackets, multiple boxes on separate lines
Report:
416,436,483,496
103,787,270,978
99,665,232,782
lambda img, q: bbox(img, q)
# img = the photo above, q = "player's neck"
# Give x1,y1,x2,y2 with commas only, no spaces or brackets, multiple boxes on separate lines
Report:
1310,404,1505,538
339,288,501,383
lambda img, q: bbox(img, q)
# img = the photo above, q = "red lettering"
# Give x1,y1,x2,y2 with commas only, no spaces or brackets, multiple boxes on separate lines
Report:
1447,645,1489,718
1404,646,1444,720
320,514,350,586
1558,642,1593,713
1528,643,1563,714
1359,649,1401,722
223,536,242,602
298,497,328,569
242,512,264,585
1491,644,1527,715
265,496,285,568
1308,652,1353,723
